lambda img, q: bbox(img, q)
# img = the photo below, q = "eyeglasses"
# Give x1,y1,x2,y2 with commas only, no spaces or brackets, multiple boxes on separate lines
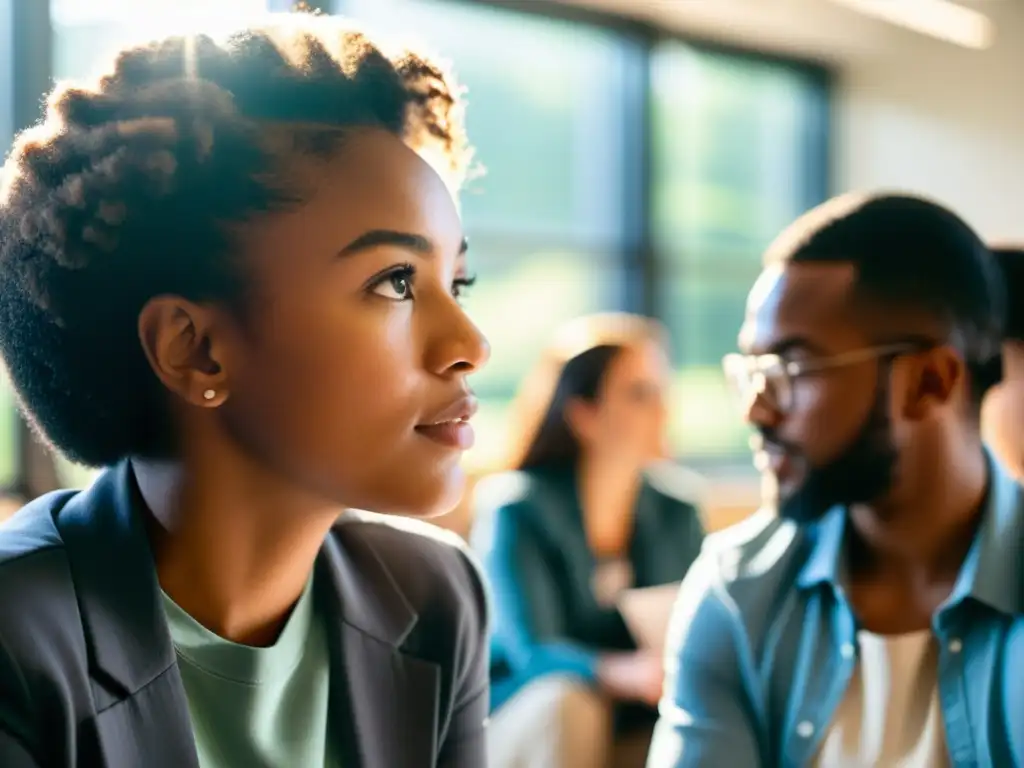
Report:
722,342,924,415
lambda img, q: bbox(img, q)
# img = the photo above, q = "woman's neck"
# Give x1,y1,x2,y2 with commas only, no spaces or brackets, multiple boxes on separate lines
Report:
133,452,340,647
576,454,643,558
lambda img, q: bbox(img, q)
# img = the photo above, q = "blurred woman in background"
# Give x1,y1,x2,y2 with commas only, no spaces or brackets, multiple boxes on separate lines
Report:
472,313,706,768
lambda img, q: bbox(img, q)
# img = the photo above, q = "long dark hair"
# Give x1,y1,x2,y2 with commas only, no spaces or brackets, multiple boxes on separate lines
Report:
504,313,665,471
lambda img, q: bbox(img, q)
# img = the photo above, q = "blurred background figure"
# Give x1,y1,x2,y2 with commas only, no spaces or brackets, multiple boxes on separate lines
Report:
472,313,705,768
982,244,1024,477
649,193,1020,768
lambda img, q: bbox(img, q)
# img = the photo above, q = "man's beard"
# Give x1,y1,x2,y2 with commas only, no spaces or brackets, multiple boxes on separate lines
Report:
771,379,899,524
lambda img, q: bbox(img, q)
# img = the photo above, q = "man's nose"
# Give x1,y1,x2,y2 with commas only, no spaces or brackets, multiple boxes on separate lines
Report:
743,386,782,430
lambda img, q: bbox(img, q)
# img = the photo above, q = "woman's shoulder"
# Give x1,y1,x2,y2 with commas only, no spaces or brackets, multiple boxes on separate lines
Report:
467,469,570,548
0,486,84,596
471,468,569,519
0,491,90,714
0,491,82,609
334,508,473,557
0,491,72,566
331,510,487,618
474,468,542,500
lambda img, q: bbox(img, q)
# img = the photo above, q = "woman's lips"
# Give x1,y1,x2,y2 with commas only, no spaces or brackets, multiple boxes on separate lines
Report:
414,420,475,450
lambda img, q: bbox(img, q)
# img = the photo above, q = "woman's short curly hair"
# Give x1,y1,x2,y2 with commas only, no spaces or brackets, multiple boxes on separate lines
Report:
0,14,473,468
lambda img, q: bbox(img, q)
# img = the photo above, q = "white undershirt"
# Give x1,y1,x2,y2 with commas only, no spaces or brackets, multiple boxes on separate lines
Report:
815,629,950,768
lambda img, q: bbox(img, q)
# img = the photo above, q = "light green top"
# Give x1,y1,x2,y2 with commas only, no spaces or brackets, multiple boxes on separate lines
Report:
161,578,338,767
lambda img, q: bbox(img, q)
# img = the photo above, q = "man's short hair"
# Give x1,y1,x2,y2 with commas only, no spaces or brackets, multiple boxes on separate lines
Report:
765,192,1005,391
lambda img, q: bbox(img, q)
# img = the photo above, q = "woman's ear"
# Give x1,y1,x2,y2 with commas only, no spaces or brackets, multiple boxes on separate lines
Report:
137,296,232,407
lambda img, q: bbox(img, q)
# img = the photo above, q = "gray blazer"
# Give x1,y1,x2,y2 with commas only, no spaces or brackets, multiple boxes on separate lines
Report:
0,462,490,767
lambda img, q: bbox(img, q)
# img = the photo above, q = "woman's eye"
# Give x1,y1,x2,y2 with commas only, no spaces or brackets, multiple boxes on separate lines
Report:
371,270,414,301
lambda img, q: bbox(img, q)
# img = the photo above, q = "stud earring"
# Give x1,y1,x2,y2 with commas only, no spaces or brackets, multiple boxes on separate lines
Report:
202,389,216,401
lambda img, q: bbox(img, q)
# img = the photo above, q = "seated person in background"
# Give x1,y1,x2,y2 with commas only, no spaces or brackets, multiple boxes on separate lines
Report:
648,193,1024,767
982,244,1024,476
472,313,706,768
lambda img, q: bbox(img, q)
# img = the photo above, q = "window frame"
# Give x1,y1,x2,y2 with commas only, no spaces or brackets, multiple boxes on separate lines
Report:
414,0,835,303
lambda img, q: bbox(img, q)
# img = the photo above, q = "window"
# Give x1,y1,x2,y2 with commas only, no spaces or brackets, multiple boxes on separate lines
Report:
0,70,11,487
343,0,637,470
344,2,829,468
0,1,13,153
650,43,829,460
0,369,18,489
1,0,48,493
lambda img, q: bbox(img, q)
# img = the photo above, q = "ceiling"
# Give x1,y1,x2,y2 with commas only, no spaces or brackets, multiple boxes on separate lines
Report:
557,0,1012,64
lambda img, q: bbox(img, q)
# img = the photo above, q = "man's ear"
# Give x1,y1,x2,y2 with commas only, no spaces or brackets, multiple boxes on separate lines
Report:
896,345,965,420
137,295,231,407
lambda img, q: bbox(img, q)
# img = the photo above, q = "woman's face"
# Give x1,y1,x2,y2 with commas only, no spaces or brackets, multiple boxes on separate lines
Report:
574,339,671,464
210,129,489,516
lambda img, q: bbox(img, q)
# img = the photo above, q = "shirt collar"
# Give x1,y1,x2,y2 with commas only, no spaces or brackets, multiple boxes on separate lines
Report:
945,450,1024,616
795,449,1024,617
795,502,846,591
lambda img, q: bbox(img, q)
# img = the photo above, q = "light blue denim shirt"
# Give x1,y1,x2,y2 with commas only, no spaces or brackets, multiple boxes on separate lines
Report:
648,451,1024,768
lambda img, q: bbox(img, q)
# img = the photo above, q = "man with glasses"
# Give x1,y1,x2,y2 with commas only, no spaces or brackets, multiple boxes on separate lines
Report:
647,193,1023,767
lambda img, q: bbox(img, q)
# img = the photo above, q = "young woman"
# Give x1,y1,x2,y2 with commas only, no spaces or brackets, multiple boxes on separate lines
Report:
0,13,489,768
472,313,706,768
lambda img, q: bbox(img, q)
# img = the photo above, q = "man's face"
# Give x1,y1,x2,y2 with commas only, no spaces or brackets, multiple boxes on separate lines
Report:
736,262,899,523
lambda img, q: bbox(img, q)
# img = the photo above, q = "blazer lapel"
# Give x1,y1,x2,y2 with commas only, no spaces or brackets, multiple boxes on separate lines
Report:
629,482,662,587
54,464,440,767
317,524,441,768
56,462,199,768
89,671,198,768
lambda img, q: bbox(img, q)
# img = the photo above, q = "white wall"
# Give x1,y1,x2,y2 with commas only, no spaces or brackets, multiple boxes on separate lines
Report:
565,0,1024,241
835,4,1024,241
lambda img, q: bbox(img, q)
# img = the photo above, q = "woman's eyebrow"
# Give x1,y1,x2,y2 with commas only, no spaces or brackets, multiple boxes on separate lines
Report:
338,230,468,258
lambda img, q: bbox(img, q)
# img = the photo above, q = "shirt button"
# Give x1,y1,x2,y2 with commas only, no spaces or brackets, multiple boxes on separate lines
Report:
840,642,855,659
948,638,963,654
797,721,814,738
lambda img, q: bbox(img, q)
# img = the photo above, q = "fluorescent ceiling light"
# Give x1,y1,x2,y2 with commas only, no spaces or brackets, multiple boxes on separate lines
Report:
829,0,995,49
